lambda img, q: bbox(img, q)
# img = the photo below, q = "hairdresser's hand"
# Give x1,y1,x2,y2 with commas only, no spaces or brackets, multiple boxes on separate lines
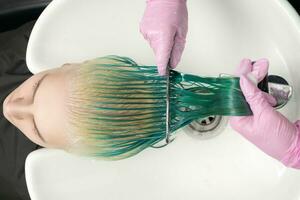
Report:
230,58,300,169
140,0,188,75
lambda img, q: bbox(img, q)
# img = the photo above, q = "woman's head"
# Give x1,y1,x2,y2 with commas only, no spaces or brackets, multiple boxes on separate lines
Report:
2,56,250,160
2,56,167,160
3,63,77,148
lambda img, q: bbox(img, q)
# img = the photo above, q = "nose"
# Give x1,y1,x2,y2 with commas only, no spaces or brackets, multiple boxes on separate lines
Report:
3,95,33,121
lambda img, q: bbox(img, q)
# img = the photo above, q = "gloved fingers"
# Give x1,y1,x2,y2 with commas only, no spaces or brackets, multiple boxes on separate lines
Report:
240,74,273,115
139,23,148,40
139,19,153,41
229,116,254,138
262,92,277,107
139,22,175,74
251,58,269,82
235,58,253,76
150,31,176,75
169,35,186,68
229,82,276,135
244,59,275,106
235,58,269,80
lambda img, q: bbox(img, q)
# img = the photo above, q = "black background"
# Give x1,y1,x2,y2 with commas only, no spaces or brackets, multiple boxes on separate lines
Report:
288,0,299,13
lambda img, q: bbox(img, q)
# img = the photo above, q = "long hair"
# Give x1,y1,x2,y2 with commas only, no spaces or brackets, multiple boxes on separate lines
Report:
65,56,250,160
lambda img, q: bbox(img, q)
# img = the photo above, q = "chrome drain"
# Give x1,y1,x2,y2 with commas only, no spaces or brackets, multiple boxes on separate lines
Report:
190,115,221,132
267,75,292,109
185,115,227,139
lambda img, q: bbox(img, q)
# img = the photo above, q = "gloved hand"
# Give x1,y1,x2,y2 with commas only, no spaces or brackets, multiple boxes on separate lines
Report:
140,0,188,75
230,58,300,169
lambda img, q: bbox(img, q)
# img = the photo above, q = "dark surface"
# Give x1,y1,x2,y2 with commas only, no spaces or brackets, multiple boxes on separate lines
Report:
0,21,41,200
288,0,299,13
0,0,50,32
0,1,50,199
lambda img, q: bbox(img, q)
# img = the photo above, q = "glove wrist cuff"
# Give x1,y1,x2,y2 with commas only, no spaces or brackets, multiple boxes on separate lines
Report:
280,120,300,169
146,0,187,4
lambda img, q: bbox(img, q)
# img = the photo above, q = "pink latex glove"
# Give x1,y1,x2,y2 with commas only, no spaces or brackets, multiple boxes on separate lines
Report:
229,58,300,169
140,0,188,75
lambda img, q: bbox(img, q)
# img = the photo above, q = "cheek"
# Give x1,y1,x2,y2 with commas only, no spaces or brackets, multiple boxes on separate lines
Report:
34,100,69,148
7,76,37,101
11,72,50,97
13,118,44,146
16,81,32,93
6,85,29,102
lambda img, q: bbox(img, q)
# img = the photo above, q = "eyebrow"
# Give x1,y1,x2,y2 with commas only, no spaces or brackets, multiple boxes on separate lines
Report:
32,74,49,143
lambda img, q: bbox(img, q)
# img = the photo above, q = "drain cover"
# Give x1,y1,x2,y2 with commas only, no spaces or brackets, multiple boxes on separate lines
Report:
185,115,227,139
189,115,221,132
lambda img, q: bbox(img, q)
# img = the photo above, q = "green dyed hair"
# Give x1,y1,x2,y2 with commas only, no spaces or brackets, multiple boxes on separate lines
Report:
65,55,251,160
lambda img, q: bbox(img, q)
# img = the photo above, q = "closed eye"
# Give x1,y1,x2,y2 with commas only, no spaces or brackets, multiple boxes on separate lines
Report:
32,79,42,97
31,74,49,143
32,121,46,143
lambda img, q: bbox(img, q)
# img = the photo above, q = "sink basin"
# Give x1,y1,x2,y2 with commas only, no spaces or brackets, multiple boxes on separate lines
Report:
25,0,300,199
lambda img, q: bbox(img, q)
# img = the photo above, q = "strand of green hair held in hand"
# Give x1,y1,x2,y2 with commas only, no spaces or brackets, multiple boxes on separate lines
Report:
66,55,251,160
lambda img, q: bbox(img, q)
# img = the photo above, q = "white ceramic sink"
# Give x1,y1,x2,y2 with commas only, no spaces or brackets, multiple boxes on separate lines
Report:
25,0,300,199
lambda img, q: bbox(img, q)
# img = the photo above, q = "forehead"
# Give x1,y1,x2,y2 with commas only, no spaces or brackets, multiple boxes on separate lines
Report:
34,67,73,148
